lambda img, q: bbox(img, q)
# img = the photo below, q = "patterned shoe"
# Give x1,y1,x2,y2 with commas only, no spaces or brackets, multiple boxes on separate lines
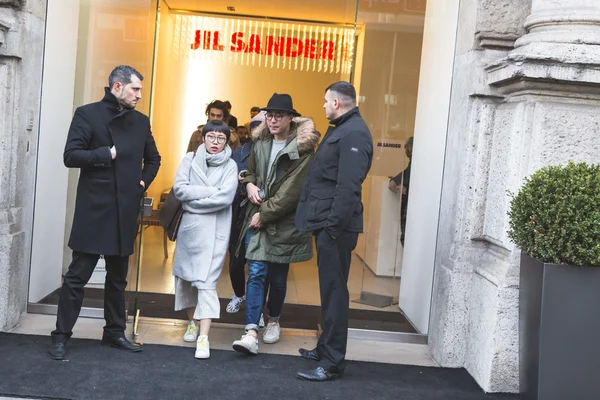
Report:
183,320,198,343
226,294,245,313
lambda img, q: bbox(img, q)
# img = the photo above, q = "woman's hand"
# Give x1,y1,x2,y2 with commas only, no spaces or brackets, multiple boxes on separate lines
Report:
247,182,262,205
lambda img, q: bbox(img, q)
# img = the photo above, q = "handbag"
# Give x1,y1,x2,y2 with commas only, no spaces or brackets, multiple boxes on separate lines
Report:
158,189,183,241
158,152,196,241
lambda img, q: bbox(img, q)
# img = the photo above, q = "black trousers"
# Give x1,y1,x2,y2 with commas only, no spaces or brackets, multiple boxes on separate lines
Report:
51,251,129,343
229,239,247,298
315,229,359,373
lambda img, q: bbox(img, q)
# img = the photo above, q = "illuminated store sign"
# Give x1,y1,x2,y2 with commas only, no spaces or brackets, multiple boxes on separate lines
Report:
174,15,355,73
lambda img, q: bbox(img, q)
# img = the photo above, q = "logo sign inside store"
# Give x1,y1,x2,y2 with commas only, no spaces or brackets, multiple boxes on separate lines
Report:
175,15,355,73
191,30,338,61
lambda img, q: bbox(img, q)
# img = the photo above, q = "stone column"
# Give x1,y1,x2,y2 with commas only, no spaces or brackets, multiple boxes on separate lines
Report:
517,0,600,46
0,0,46,331
488,0,600,91
429,0,600,394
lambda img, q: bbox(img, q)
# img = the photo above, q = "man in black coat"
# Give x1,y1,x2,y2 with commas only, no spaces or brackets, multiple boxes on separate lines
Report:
295,81,373,381
48,65,161,360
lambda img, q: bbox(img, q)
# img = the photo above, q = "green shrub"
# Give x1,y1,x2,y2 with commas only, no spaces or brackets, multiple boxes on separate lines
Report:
507,161,600,267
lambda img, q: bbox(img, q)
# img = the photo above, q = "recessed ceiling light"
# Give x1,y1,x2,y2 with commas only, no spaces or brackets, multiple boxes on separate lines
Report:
227,6,235,11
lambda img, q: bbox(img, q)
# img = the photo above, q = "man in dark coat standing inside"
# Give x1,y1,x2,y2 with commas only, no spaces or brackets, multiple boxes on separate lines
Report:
48,65,161,360
295,81,373,381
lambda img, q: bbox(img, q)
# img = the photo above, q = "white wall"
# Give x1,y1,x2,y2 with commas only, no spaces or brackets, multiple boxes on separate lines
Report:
399,0,461,334
29,0,80,302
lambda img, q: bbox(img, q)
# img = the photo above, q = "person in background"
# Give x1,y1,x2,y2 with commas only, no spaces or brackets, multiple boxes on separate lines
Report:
48,65,161,361
295,81,373,382
188,100,239,152
236,126,250,145
231,94,319,355
387,136,413,246
172,120,238,359
224,100,238,128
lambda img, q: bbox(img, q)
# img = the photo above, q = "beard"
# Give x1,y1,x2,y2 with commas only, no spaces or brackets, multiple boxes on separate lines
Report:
117,93,136,109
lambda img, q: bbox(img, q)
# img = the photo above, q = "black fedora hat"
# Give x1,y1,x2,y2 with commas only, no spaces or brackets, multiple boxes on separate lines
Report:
260,93,301,117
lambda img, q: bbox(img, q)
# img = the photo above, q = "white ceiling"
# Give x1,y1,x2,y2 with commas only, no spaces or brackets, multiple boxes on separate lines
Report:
164,0,359,24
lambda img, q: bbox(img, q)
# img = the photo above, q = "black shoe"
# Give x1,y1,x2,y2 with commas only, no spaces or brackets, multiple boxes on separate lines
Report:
299,347,321,361
101,335,143,352
297,367,342,382
47,342,67,360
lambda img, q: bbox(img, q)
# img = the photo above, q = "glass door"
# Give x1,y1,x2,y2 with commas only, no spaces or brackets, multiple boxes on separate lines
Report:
350,0,426,333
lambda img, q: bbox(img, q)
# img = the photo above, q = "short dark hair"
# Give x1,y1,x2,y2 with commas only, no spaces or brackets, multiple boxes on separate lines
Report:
205,100,230,120
108,65,143,89
250,106,260,112
224,100,232,110
325,81,356,108
406,136,414,146
202,120,231,141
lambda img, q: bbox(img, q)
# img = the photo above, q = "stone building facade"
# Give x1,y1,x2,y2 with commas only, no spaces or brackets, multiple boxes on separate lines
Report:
1,0,599,393
429,0,600,392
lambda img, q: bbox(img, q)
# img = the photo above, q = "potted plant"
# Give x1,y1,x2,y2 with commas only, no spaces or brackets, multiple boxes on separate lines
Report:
508,161,600,400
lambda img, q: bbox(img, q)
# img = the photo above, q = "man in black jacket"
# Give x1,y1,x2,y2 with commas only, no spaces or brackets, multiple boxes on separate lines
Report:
48,65,161,360
295,81,373,381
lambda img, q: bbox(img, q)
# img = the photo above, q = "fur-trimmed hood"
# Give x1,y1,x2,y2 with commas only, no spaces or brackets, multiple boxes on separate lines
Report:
251,117,320,155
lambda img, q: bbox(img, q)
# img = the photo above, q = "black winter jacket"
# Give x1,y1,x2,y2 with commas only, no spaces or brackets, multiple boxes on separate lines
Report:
295,108,373,237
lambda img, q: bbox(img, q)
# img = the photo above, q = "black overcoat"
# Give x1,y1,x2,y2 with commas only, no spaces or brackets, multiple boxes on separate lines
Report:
64,88,161,256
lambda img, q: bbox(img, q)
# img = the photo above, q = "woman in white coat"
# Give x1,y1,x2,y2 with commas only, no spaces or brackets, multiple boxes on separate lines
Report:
172,120,238,359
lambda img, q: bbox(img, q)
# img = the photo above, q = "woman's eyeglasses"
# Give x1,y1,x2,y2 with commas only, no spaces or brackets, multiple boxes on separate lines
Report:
205,134,227,144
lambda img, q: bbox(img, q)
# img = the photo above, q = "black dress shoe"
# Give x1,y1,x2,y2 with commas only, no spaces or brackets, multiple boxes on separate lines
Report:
298,347,321,361
47,342,66,360
101,335,143,352
297,367,342,382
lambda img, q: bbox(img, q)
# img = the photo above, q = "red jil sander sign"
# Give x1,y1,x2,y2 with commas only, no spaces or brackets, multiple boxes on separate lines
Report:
191,30,338,61
176,15,355,73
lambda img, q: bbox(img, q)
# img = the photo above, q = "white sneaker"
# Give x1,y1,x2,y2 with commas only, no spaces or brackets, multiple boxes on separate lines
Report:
262,321,280,344
195,335,210,359
232,333,259,355
226,294,245,313
183,320,198,342
259,314,265,328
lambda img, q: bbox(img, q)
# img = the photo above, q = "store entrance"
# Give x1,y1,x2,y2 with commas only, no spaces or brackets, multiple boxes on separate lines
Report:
125,0,418,334
30,0,429,339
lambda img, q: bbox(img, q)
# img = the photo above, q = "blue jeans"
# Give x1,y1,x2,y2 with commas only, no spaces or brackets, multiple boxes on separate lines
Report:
244,230,289,332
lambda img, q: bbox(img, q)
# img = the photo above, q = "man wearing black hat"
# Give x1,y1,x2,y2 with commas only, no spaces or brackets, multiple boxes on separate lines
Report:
232,94,320,355
295,81,373,381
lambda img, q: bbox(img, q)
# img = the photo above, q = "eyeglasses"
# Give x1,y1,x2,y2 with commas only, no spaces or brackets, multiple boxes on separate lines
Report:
265,113,288,122
205,134,227,144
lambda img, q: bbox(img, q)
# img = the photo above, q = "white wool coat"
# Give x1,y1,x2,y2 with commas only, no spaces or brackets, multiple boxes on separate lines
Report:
172,145,238,289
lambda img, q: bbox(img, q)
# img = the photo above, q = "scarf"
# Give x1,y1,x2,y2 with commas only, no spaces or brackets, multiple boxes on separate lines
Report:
190,144,232,189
